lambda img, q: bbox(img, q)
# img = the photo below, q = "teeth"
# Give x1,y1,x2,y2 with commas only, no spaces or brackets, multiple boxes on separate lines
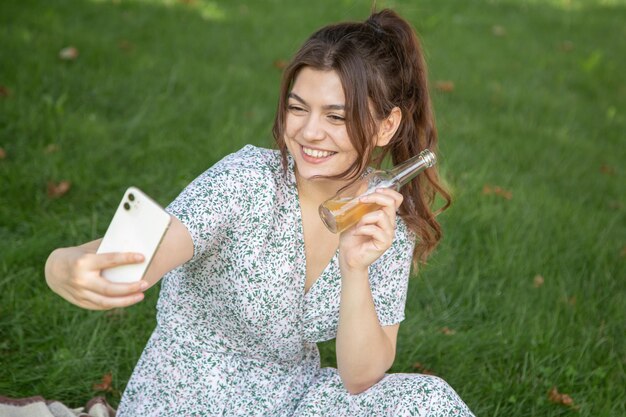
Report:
303,147,334,158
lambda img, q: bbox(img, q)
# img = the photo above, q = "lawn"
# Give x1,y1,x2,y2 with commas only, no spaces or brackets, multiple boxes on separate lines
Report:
0,0,624,416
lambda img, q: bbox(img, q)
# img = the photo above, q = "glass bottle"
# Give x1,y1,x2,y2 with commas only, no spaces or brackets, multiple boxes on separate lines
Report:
319,149,436,233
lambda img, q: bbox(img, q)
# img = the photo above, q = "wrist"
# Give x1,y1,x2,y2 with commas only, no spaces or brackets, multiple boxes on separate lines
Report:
45,248,64,290
45,246,76,288
338,257,368,277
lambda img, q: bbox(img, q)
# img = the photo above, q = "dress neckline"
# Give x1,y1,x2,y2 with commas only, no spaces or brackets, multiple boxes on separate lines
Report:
285,151,339,298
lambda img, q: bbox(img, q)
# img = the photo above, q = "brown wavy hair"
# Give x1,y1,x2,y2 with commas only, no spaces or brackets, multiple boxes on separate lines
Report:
272,8,451,265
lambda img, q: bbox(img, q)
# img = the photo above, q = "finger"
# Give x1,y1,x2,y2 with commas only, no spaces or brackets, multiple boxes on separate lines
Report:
354,211,394,239
360,192,398,220
90,277,149,297
80,289,145,310
87,252,145,271
358,209,395,233
352,224,391,250
378,188,404,209
72,294,116,311
360,191,396,208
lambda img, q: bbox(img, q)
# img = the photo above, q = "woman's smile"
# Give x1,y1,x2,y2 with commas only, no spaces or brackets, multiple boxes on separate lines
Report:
300,145,337,162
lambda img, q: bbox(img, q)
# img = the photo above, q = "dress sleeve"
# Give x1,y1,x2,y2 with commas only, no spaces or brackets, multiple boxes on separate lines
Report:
165,151,256,262
368,219,416,326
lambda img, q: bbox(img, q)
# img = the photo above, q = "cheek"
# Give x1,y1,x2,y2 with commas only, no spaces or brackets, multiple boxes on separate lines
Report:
284,115,298,138
334,130,356,152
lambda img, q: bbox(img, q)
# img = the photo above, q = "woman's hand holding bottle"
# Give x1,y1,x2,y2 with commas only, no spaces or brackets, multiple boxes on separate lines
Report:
337,188,403,273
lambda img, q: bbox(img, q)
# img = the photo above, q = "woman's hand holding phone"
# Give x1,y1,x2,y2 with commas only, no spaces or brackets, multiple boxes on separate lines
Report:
45,187,172,310
45,240,149,310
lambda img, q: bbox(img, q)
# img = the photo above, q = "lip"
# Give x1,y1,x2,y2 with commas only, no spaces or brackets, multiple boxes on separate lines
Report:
299,144,336,164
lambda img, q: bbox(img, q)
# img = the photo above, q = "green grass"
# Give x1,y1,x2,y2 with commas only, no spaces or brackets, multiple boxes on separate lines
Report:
1,0,624,416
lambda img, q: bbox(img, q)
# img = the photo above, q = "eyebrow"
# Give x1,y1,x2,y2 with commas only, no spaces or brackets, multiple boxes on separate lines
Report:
288,92,345,111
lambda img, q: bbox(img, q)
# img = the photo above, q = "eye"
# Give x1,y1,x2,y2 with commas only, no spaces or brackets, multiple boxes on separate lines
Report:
328,114,345,123
287,104,307,114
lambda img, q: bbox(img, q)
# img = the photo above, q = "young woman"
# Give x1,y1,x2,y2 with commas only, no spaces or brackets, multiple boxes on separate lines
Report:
45,8,474,416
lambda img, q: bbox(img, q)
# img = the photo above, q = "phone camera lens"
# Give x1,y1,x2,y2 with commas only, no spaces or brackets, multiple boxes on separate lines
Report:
124,202,131,210
128,193,135,201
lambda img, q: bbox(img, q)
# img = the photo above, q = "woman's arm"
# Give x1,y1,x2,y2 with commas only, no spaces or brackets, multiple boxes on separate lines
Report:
336,266,399,394
336,188,404,395
45,215,193,310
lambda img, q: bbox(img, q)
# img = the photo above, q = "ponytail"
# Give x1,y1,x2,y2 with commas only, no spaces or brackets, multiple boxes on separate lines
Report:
367,9,451,264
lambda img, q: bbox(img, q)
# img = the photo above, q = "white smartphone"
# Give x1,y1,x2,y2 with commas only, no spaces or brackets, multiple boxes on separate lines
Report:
96,186,171,283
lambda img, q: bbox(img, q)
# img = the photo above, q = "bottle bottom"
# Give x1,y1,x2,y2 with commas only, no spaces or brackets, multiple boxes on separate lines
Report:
319,205,338,233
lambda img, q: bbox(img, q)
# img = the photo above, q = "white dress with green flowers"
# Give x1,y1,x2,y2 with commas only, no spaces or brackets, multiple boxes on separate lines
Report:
117,145,474,417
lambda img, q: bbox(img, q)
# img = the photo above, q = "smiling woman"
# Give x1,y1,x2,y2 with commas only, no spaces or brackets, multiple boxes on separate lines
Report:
44,7,473,417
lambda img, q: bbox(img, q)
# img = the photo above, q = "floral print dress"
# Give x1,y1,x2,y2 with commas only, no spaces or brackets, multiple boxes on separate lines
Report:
117,145,474,417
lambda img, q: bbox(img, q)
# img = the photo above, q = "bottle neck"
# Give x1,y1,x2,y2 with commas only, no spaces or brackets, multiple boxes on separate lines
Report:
389,149,437,187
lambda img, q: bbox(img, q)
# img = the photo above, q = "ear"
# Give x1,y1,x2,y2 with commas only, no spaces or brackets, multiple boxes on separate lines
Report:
375,107,402,147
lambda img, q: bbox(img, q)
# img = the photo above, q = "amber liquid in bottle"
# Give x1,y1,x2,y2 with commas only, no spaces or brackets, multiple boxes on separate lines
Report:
319,149,436,233
320,198,383,234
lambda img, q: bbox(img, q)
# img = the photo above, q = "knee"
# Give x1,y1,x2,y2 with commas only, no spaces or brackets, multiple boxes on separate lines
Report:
387,374,471,417
419,375,472,416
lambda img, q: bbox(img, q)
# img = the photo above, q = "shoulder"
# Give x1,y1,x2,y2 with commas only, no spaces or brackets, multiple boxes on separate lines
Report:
217,145,281,172
373,216,416,270
392,217,416,257
187,145,283,190
212,145,283,185
168,145,284,210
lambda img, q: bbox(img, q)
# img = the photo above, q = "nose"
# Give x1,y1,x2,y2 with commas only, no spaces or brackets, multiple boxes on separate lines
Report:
302,113,325,141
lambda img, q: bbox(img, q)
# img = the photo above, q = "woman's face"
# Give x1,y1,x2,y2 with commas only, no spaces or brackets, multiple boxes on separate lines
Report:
284,67,360,186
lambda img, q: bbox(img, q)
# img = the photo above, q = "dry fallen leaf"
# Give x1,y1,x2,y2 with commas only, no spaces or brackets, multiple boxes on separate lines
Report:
494,186,512,200
482,184,513,200
0,86,10,98
59,46,79,60
273,59,288,70
44,144,60,154
118,39,135,52
412,362,436,375
492,25,507,37
548,386,579,410
533,275,545,288
47,180,71,198
0,147,6,160
600,165,616,176
435,81,455,93
440,327,454,335
559,40,574,52
93,372,114,392
621,246,626,258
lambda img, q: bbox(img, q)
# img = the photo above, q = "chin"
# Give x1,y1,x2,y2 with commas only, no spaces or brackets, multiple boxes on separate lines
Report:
295,167,326,181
